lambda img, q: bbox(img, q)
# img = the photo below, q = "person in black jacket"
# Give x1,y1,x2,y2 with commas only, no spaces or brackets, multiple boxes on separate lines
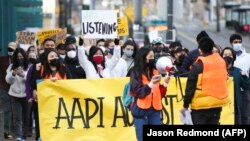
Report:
64,36,86,79
180,30,210,76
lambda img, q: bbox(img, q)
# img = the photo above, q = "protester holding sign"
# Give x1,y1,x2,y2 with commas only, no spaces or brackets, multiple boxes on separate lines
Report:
78,38,122,78
105,39,127,77
129,47,170,141
29,38,57,141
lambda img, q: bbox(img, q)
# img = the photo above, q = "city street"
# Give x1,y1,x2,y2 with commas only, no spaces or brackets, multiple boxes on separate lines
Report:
175,19,250,53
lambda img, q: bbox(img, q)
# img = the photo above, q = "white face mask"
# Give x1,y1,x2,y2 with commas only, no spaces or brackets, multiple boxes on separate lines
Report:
60,55,66,59
8,52,14,56
67,50,76,59
233,43,242,52
124,50,133,57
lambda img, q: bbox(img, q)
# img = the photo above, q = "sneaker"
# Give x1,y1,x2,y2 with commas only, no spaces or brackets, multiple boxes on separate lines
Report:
4,132,13,139
15,137,22,141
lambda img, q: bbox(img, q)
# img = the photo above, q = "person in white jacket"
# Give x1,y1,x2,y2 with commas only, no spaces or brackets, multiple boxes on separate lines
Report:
5,48,29,141
78,39,123,78
105,39,127,77
229,34,250,125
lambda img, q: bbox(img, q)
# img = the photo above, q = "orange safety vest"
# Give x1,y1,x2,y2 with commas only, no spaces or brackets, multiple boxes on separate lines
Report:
137,69,163,110
191,53,230,109
40,65,67,80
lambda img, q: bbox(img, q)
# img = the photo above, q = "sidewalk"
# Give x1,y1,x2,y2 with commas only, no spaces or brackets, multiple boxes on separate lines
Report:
174,19,250,53
193,19,250,52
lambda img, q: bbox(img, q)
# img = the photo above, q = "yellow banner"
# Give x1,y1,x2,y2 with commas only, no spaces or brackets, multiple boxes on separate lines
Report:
117,17,129,36
38,77,234,141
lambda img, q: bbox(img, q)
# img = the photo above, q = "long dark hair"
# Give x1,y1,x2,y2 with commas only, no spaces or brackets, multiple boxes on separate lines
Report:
88,46,106,72
42,49,66,78
11,48,28,71
220,47,236,63
132,47,154,81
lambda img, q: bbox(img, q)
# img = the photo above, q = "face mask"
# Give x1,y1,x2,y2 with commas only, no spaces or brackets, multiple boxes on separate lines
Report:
147,59,155,68
178,54,186,63
109,48,114,55
93,55,104,64
49,58,59,67
124,50,133,57
29,58,36,64
18,59,24,66
8,52,14,56
67,50,76,59
154,46,163,53
233,43,242,52
60,55,66,59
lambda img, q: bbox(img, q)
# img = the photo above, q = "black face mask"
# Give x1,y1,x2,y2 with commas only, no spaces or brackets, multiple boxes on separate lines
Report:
178,54,185,63
29,58,36,64
18,59,24,66
147,59,155,69
49,58,59,67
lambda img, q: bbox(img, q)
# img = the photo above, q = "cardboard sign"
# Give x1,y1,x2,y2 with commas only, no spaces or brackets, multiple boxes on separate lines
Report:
37,28,61,47
117,16,129,36
16,31,36,45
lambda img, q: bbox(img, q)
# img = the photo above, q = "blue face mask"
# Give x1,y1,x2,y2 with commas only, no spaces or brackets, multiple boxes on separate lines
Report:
109,48,114,55
124,50,133,57
233,43,242,52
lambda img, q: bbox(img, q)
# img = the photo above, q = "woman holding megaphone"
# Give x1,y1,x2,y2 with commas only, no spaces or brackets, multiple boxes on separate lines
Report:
129,47,170,141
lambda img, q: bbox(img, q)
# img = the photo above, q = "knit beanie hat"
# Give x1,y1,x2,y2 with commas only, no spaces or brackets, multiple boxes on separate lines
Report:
196,31,209,43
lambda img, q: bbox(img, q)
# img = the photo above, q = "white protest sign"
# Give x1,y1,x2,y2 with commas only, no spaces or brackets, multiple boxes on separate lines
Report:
81,10,117,39
148,30,158,43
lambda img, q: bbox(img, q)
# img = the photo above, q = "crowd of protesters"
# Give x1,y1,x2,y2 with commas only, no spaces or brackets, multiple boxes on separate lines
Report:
0,30,250,141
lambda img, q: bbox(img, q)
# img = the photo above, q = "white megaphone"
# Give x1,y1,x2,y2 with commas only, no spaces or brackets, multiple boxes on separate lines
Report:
156,56,174,75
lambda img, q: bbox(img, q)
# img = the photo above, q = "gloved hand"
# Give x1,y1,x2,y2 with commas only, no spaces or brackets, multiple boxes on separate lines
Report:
79,36,84,46
114,38,120,46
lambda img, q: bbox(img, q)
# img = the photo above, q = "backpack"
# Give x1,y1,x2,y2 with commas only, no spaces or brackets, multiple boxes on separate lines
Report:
122,82,134,109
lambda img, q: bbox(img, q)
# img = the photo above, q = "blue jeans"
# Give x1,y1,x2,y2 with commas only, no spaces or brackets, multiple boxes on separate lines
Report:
0,89,12,133
133,108,161,141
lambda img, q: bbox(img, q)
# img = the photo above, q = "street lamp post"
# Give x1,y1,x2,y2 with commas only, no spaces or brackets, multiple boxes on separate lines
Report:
167,0,173,43
216,0,221,32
